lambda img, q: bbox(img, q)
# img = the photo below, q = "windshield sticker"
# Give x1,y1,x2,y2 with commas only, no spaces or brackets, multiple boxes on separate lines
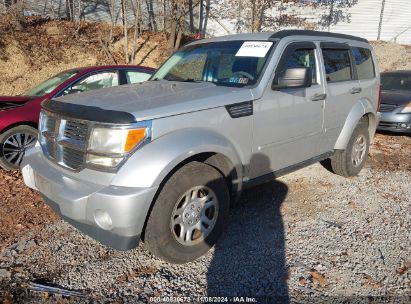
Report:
229,77,249,84
235,41,273,57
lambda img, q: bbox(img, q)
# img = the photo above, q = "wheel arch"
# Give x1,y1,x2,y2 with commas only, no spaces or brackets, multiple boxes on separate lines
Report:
0,121,38,135
334,99,378,150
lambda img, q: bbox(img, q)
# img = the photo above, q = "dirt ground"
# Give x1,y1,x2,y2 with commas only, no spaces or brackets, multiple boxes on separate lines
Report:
0,133,409,253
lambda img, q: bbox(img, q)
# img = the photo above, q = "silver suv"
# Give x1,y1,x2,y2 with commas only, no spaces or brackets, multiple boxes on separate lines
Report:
22,30,381,263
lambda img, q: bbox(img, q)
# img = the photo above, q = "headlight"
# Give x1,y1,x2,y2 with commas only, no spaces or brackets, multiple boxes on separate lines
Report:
89,127,148,154
87,122,151,168
400,102,411,113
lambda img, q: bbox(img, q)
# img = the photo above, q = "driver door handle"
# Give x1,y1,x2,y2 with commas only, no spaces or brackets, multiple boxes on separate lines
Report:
350,87,362,94
311,93,327,101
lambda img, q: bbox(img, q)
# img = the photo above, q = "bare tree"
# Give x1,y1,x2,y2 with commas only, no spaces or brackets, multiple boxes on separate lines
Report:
315,0,358,30
188,0,194,33
121,0,129,63
7,0,25,31
377,0,386,40
201,0,210,36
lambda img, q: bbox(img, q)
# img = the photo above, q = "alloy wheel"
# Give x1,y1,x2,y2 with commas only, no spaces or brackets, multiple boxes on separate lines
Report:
171,185,219,246
2,133,37,166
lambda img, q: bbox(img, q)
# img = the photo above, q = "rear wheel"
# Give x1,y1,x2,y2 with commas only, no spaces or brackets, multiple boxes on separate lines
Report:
330,119,370,177
0,125,38,171
144,161,230,264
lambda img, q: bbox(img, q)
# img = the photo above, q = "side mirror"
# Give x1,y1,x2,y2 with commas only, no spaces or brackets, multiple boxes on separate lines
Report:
272,67,312,90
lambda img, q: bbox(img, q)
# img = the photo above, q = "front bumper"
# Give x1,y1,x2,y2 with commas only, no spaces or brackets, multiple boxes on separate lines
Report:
22,147,158,250
377,111,411,133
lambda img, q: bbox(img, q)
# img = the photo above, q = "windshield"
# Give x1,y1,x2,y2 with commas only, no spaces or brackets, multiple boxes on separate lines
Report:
25,71,78,97
381,74,411,91
152,40,274,87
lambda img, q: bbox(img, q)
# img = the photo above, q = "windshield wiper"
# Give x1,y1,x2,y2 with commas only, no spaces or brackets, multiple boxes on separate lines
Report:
181,79,218,85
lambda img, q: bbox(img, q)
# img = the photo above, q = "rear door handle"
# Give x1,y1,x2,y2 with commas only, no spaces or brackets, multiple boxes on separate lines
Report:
350,87,362,94
311,93,327,101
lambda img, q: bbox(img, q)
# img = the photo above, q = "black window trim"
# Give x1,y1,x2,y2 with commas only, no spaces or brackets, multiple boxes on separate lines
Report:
273,41,318,89
321,46,357,84
54,69,121,98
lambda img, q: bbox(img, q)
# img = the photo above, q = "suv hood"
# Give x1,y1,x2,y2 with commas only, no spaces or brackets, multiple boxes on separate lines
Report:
381,90,411,106
55,81,254,121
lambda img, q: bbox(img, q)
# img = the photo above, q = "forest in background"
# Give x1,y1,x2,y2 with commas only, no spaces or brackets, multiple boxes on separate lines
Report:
1,0,362,58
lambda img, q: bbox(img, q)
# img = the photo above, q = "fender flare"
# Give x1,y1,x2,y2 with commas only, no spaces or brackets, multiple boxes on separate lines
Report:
334,99,378,150
111,128,243,189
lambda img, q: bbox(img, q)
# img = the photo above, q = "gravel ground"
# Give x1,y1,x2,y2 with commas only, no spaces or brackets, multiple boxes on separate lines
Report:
0,133,410,303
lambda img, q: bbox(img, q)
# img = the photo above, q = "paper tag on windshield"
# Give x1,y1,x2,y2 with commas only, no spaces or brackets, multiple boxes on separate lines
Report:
235,41,273,57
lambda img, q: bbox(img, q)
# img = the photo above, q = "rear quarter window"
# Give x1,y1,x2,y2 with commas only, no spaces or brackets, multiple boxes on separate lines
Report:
322,49,353,82
351,47,375,79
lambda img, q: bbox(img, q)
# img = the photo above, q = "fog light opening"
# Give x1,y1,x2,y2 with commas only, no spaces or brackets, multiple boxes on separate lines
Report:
94,209,113,230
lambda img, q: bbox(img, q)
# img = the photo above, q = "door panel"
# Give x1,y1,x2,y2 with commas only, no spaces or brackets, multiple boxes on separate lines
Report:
250,42,325,178
321,47,361,151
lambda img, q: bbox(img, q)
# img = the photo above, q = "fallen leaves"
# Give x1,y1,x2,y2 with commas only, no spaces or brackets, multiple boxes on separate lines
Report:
116,266,158,283
309,270,327,287
361,274,382,289
0,169,58,250
396,262,410,275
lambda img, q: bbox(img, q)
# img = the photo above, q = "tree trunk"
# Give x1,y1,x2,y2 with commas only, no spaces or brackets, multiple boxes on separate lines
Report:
149,0,157,31
327,0,334,31
10,0,24,31
377,0,386,40
66,0,73,20
131,0,141,63
201,0,210,36
121,0,129,63
188,0,194,33
199,0,204,36
163,0,167,32
168,1,178,53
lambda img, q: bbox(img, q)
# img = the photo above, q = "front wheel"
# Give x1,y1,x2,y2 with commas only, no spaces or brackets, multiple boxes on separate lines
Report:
330,119,370,177
0,125,38,171
144,161,230,264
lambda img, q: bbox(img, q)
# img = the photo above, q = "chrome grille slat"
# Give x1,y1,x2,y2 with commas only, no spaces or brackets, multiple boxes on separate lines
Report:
64,121,88,141
61,147,84,169
40,111,89,171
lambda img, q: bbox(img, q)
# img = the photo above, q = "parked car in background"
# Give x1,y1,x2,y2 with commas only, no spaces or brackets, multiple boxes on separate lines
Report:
22,30,380,263
378,70,411,133
0,65,155,170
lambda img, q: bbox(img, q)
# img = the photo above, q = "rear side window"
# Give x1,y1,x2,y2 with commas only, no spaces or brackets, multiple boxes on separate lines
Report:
351,47,375,79
126,71,152,84
322,49,353,82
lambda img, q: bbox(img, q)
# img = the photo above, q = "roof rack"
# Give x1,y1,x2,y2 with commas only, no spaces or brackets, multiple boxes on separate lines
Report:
270,30,368,43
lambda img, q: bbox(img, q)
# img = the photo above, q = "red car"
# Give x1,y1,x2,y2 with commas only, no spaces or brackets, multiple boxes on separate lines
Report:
0,65,155,170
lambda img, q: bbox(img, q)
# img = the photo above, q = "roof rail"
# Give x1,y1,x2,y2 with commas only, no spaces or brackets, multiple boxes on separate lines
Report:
269,30,368,43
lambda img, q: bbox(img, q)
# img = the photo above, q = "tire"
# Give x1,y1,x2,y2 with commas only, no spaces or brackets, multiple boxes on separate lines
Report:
144,161,230,264
0,125,38,171
330,119,370,177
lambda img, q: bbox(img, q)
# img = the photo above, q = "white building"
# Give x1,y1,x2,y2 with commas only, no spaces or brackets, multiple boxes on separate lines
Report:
207,0,411,44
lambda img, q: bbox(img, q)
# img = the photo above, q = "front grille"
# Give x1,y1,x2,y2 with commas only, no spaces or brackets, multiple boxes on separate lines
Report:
379,121,396,128
62,146,85,169
40,111,89,171
379,103,397,112
64,121,88,141
46,115,56,131
45,138,55,159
